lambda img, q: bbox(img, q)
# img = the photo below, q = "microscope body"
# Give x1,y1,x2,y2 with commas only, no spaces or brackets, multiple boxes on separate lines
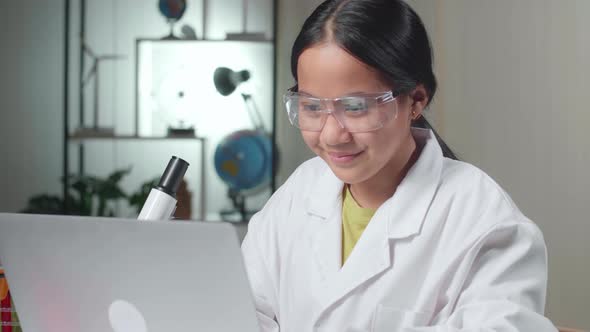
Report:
137,156,189,221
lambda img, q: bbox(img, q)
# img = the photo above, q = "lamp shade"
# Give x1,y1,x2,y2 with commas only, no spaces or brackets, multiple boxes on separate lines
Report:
213,67,251,96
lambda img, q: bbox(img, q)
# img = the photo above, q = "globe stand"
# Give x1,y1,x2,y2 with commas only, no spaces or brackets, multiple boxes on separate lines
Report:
219,189,256,223
161,20,181,40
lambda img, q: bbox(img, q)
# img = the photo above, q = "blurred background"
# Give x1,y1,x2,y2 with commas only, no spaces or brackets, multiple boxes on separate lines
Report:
0,0,588,329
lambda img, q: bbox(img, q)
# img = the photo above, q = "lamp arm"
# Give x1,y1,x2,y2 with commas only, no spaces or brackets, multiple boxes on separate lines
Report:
241,93,266,132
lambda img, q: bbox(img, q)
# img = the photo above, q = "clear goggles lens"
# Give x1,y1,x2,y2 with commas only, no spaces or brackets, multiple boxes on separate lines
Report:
283,91,397,133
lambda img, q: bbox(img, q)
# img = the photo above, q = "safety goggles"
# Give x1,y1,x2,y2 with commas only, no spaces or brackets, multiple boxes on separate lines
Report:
283,90,398,133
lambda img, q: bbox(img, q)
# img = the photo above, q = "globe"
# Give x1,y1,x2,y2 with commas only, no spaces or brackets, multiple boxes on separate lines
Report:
158,0,187,22
214,130,273,192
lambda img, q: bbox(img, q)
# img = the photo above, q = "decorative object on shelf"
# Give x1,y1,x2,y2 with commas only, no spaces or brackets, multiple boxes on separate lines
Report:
180,24,198,40
73,42,126,138
158,0,187,40
214,130,272,222
167,126,196,138
174,179,192,219
151,66,197,138
213,67,273,222
213,67,266,132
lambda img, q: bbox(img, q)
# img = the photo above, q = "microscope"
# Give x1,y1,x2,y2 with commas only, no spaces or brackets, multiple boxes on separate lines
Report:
138,156,189,221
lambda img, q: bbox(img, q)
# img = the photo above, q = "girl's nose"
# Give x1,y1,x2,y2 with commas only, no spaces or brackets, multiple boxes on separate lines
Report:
320,113,352,146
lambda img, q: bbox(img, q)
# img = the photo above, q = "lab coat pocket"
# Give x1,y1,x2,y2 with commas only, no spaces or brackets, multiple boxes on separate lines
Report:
371,305,431,331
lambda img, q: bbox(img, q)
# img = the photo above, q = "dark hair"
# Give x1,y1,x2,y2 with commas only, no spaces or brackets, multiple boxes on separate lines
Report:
290,0,457,160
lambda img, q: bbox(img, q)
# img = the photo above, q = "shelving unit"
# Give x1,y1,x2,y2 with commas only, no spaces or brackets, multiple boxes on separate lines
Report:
63,0,279,220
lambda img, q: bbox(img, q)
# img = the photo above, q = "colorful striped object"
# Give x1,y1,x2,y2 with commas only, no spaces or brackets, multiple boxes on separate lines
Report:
0,269,21,332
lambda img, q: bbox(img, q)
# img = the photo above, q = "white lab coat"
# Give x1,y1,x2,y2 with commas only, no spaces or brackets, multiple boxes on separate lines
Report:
241,128,557,332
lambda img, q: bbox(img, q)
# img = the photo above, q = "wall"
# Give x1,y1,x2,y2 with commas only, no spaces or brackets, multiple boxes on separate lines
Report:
0,0,64,212
274,0,320,185
426,1,590,329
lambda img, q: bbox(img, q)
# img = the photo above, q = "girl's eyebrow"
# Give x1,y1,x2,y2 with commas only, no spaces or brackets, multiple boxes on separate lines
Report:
297,90,316,97
298,90,370,98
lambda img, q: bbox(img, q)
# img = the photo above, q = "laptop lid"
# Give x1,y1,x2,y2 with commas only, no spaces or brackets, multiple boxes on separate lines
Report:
0,213,260,332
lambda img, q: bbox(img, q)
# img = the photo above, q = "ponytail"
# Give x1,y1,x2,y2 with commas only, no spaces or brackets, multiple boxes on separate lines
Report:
413,117,458,160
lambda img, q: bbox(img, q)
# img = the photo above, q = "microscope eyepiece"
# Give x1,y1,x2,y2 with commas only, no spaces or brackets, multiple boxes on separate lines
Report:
155,156,190,198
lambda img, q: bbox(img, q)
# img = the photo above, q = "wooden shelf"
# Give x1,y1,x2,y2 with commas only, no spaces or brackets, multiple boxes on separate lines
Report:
68,134,206,141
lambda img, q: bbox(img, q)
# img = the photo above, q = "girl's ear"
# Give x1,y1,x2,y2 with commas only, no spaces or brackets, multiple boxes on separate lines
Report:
409,85,429,119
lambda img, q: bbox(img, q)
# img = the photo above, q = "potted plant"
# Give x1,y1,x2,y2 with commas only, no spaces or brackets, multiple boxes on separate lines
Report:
22,168,131,216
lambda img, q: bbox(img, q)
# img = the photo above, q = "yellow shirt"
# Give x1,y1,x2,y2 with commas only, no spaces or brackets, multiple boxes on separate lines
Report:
341,185,376,265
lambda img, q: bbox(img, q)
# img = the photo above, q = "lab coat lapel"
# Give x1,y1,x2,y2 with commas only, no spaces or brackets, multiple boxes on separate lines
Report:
318,210,392,315
311,128,444,320
304,167,395,321
306,168,345,283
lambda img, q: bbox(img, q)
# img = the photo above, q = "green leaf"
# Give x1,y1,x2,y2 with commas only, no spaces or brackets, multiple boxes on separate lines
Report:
24,168,138,217
108,167,132,183
21,194,63,214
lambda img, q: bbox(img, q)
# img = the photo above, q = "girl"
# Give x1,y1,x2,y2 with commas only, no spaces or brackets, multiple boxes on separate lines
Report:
242,0,557,330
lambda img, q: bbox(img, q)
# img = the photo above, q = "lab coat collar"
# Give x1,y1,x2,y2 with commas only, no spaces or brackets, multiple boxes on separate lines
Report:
305,128,444,240
382,128,444,239
305,164,345,220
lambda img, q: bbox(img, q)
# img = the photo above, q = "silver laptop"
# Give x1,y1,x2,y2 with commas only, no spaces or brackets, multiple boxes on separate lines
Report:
0,213,260,332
